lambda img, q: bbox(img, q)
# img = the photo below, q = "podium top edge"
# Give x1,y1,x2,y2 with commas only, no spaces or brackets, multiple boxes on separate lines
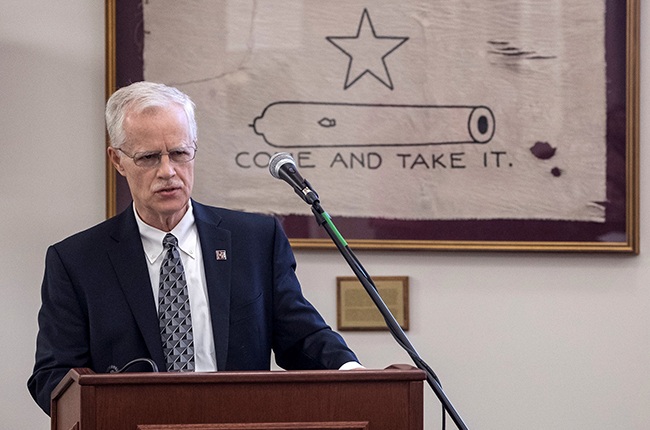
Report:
65,367,426,386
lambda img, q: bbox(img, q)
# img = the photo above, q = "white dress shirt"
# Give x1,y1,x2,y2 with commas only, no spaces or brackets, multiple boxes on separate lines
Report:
134,201,217,371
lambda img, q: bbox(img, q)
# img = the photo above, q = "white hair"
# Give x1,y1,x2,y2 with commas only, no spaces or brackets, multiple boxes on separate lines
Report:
105,81,197,148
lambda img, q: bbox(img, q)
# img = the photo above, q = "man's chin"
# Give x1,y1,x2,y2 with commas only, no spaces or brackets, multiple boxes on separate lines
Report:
146,197,189,216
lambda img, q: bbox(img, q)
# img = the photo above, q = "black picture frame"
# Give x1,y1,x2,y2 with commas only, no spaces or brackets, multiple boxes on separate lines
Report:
105,0,639,253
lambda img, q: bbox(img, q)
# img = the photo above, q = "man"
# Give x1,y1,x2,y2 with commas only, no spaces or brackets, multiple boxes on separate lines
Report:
28,81,360,415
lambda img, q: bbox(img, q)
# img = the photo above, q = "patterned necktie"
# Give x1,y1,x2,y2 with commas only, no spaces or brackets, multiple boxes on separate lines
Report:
158,233,195,371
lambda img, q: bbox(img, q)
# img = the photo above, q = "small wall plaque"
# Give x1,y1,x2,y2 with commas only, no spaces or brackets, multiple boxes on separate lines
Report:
336,276,409,331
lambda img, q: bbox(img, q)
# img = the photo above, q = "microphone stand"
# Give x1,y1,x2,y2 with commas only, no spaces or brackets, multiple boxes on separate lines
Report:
310,199,470,430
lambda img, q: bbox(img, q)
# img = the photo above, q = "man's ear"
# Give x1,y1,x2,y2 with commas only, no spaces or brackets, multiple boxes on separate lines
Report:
107,147,127,177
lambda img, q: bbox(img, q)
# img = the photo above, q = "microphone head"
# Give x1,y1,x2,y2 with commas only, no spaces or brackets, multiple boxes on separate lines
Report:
269,152,295,179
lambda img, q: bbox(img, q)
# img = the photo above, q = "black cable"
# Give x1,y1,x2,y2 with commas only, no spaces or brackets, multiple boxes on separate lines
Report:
107,357,159,373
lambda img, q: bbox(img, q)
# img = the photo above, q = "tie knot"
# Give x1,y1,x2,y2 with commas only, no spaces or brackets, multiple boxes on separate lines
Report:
163,233,178,249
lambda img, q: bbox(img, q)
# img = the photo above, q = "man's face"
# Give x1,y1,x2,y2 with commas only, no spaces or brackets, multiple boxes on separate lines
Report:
108,104,195,231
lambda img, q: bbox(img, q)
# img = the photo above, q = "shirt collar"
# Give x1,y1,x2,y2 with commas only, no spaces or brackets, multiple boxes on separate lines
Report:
134,201,198,264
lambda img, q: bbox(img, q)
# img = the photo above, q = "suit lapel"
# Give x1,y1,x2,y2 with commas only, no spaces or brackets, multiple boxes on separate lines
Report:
193,201,232,371
107,205,166,370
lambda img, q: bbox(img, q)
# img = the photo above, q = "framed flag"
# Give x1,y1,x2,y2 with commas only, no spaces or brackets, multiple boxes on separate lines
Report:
106,0,639,252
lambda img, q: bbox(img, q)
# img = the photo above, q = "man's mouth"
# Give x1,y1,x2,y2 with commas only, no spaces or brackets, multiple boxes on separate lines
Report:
155,184,182,194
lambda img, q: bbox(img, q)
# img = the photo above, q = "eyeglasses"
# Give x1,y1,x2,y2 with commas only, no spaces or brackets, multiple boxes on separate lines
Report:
117,146,197,168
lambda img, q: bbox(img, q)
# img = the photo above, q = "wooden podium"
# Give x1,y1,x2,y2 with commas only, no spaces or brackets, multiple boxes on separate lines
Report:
51,366,425,430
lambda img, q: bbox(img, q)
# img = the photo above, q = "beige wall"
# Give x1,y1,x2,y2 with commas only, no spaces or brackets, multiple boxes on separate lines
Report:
1,1,648,429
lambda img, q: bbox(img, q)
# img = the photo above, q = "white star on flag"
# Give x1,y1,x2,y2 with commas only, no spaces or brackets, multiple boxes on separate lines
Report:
327,9,409,90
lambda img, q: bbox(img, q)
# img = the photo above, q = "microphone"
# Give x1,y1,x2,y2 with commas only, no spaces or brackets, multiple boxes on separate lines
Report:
269,152,319,205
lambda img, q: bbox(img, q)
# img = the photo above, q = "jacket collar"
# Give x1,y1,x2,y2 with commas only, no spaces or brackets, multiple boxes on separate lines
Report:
192,200,232,370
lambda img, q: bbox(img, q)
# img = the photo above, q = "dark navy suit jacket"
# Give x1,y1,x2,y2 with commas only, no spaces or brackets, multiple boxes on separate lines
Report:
28,201,357,414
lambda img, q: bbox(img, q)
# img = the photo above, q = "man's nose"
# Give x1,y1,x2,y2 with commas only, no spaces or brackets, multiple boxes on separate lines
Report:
156,154,176,177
